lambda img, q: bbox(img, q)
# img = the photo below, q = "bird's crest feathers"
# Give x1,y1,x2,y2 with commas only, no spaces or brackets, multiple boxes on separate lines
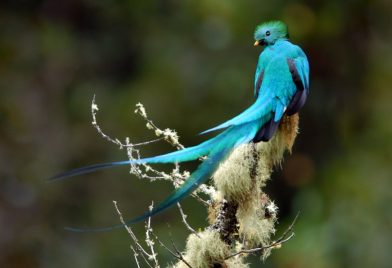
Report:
254,20,289,45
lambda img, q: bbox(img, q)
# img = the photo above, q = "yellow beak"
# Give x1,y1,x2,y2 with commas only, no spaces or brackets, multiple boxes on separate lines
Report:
254,40,260,47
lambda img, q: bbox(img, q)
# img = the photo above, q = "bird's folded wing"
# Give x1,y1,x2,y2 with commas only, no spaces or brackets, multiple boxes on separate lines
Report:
293,50,310,91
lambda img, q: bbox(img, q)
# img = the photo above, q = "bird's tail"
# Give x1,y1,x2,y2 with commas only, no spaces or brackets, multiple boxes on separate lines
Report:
63,120,265,232
49,92,277,182
48,118,253,182
65,147,231,232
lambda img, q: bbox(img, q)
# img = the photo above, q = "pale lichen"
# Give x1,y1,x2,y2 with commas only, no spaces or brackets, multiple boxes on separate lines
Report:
171,114,298,267
173,230,229,268
204,114,298,260
134,102,147,118
236,199,276,248
213,143,261,203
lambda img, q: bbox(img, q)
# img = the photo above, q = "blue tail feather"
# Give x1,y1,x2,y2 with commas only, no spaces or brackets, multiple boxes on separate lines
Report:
48,118,249,182
48,133,221,182
51,117,269,232
64,147,231,232
48,161,130,182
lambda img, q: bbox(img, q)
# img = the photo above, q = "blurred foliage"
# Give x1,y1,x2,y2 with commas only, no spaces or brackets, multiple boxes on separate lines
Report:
0,0,391,267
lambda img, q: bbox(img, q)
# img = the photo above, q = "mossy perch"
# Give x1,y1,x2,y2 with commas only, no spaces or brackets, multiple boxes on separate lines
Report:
174,114,299,268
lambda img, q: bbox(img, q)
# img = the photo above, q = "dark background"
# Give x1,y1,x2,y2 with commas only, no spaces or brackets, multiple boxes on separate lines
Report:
0,0,391,267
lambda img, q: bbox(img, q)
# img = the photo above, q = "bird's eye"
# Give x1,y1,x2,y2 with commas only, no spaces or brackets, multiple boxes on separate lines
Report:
266,31,271,36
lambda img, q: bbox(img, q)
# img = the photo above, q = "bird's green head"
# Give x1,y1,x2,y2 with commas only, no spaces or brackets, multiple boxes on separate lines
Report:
254,20,289,47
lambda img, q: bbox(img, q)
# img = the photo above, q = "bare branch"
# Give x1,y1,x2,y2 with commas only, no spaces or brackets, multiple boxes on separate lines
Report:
225,212,300,260
92,97,213,202
145,203,159,267
177,203,200,237
170,238,192,268
130,246,141,268
113,201,155,268
91,95,163,149
277,212,300,243
152,231,193,268
225,232,295,259
134,103,184,150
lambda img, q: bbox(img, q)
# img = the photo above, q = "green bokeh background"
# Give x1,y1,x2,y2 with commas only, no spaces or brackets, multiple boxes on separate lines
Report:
1,0,391,267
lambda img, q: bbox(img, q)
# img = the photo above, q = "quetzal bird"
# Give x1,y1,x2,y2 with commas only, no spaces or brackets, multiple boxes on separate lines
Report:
51,21,309,232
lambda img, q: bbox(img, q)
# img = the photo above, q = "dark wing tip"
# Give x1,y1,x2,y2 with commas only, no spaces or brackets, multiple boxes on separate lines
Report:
287,58,305,92
286,89,308,116
286,58,309,116
253,118,280,143
255,70,264,99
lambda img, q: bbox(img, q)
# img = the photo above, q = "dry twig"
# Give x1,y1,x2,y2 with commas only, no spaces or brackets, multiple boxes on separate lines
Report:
113,201,158,268
92,96,213,199
130,246,141,268
91,95,163,148
152,231,193,268
177,203,200,237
